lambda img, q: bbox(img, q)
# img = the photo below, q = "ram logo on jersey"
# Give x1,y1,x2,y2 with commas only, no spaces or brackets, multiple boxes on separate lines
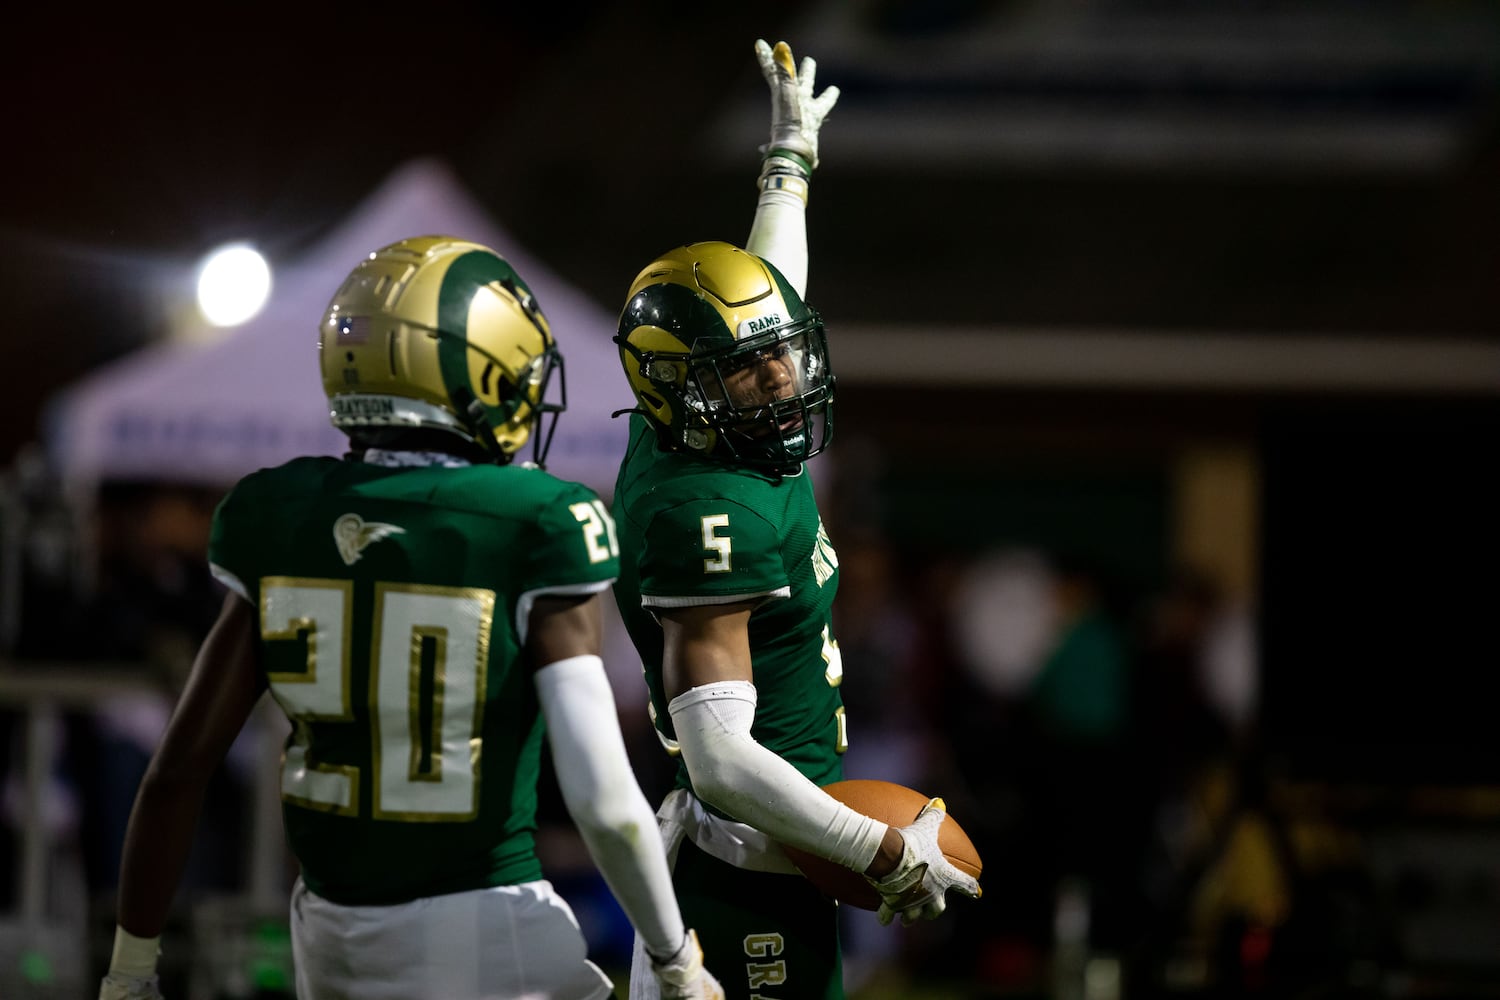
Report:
334,513,406,566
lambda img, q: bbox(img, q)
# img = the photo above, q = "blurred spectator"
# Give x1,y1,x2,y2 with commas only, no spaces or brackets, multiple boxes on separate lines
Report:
827,533,931,986
3,444,89,659
1200,593,1258,750
952,548,1060,703
1029,555,1130,747
834,534,927,787
87,483,227,666
1026,554,1134,958
1132,568,1261,898
1135,571,1236,809
73,484,250,897
941,548,1137,990
1,474,246,925
1129,570,1241,962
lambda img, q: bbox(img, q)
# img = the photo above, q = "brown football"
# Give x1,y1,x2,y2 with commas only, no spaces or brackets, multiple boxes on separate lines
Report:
780,779,983,910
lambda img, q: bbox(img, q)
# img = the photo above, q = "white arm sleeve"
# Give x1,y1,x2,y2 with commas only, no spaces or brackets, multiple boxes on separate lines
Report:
746,184,809,298
535,655,684,958
669,681,886,871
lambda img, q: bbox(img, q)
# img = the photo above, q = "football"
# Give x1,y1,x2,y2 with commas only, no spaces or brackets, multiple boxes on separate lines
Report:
780,779,983,911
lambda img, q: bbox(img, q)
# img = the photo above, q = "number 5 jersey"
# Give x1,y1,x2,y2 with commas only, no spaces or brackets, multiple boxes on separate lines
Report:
611,414,846,813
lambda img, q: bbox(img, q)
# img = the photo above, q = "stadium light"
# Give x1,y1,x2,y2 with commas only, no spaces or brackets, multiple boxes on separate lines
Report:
195,243,272,327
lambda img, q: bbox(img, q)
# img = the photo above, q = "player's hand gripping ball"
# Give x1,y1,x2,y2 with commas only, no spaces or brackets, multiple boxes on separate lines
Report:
780,779,983,910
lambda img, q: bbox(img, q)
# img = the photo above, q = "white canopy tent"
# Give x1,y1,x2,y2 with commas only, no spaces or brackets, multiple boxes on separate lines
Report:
45,158,635,496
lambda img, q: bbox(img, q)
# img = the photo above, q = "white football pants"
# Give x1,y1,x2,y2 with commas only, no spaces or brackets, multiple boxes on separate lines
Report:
290,877,613,1000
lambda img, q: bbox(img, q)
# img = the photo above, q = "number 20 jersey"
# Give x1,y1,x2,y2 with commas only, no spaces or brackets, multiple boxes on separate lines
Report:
209,456,619,905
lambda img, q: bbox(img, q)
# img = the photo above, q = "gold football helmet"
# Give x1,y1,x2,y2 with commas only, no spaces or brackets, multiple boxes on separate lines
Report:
615,241,833,471
319,235,563,464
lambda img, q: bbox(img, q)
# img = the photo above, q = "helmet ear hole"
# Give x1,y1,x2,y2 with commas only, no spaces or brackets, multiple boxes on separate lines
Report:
649,360,682,384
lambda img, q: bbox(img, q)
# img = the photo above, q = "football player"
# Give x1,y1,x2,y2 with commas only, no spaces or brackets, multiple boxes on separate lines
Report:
98,235,722,999
612,43,981,1000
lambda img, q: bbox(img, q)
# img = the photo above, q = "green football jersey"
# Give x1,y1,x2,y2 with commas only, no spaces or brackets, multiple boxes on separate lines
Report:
612,415,845,812
209,456,620,905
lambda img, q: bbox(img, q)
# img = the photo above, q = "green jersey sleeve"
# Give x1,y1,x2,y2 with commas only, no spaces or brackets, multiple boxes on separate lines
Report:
523,481,621,594
639,497,790,603
207,466,279,598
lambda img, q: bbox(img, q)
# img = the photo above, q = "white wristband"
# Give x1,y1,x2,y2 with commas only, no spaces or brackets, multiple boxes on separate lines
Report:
109,925,160,978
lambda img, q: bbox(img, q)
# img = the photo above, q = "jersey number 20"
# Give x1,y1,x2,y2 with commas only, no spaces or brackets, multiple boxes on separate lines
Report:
260,577,496,822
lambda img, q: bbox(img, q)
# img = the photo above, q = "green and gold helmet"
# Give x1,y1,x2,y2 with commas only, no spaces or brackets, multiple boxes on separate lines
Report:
319,235,564,465
615,241,834,472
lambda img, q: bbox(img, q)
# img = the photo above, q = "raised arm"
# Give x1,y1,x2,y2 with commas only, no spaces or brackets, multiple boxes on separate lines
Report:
744,38,840,297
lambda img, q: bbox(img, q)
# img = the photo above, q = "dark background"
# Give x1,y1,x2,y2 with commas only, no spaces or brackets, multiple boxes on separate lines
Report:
5,1,1497,460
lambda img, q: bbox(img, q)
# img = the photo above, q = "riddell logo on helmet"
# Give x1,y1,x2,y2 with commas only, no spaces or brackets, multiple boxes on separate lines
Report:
739,314,782,338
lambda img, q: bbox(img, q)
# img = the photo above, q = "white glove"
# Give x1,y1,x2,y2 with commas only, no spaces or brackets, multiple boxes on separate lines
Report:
649,929,725,1000
865,798,983,927
755,38,840,172
99,973,164,1000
